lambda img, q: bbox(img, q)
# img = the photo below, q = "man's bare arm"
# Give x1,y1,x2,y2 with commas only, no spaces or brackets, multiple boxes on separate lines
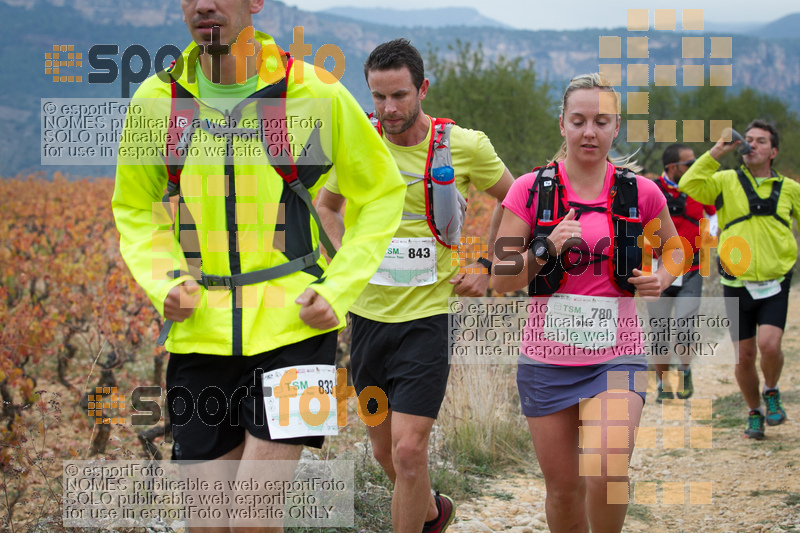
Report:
484,167,515,262
450,167,515,296
316,187,346,251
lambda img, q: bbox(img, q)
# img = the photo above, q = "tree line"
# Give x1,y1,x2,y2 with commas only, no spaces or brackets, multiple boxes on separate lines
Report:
424,42,800,178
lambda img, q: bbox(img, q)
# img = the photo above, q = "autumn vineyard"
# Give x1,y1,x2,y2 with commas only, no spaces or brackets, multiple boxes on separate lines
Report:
1,174,167,529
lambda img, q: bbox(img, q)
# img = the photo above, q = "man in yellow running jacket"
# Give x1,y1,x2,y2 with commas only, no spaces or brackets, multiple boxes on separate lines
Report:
112,0,403,529
680,120,800,441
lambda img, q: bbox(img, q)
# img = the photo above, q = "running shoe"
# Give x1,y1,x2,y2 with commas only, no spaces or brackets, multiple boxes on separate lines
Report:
421,491,455,533
743,409,765,440
763,389,786,426
656,381,674,404
676,369,694,400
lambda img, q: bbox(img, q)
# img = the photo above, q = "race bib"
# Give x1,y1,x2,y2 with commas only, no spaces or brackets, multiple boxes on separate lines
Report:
262,365,338,439
369,237,437,286
543,294,618,349
744,279,781,300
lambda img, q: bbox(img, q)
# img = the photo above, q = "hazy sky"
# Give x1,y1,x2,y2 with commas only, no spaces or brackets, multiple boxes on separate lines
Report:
284,0,797,31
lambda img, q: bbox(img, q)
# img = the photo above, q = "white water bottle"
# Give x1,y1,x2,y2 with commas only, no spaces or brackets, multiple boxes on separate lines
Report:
430,144,465,245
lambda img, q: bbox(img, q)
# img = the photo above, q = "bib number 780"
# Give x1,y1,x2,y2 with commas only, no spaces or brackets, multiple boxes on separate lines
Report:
591,308,613,320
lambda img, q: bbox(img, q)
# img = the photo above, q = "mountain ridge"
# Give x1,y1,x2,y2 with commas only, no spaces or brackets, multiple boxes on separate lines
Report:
752,12,800,39
318,6,510,29
4,0,800,176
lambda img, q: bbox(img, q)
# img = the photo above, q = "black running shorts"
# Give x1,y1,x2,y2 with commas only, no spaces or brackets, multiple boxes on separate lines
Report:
723,274,792,342
349,313,450,419
166,332,336,461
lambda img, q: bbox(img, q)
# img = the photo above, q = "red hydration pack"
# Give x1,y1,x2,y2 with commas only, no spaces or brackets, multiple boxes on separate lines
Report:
368,113,466,248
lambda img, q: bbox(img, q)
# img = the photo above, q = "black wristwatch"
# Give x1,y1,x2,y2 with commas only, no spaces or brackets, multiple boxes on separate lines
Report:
477,257,492,274
531,236,550,263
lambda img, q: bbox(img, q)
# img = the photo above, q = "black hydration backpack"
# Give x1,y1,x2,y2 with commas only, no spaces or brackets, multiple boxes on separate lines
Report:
526,163,643,296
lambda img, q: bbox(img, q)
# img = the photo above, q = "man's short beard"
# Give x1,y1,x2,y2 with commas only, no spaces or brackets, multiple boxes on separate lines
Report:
381,104,421,135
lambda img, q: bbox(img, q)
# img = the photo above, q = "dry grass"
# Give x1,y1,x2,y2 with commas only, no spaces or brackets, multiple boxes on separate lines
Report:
436,364,532,474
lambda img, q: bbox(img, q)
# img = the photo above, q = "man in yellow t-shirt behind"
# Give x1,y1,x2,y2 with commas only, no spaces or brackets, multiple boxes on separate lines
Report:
680,120,800,440
317,39,513,533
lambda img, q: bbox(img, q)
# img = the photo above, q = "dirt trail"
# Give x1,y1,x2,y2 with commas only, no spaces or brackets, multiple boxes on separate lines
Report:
449,297,800,533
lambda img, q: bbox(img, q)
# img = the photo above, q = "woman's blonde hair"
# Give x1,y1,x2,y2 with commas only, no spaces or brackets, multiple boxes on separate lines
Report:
551,73,642,173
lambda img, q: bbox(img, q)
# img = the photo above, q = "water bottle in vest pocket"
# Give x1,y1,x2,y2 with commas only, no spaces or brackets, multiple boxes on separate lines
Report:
429,122,466,246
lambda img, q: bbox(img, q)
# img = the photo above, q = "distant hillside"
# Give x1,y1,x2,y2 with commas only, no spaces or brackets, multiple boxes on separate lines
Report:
702,21,762,34
3,0,184,26
5,0,800,177
319,6,510,29
752,12,800,39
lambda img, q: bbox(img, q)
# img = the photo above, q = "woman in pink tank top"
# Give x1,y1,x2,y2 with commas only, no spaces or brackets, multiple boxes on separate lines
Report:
492,73,679,533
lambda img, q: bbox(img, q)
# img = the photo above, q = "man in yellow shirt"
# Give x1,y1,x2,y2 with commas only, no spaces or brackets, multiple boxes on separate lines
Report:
318,39,514,533
680,120,800,440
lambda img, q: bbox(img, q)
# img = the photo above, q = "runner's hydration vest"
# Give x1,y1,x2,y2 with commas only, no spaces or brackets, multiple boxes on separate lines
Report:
525,163,643,296
655,176,703,269
716,168,790,280
655,176,700,226
719,169,790,232
368,113,466,248
157,54,335,345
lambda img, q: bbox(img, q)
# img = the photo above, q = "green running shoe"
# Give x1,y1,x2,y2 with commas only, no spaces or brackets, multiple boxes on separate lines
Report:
763,389,786,426
743,409,765,440
656,381,674,404
676,369,694,400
